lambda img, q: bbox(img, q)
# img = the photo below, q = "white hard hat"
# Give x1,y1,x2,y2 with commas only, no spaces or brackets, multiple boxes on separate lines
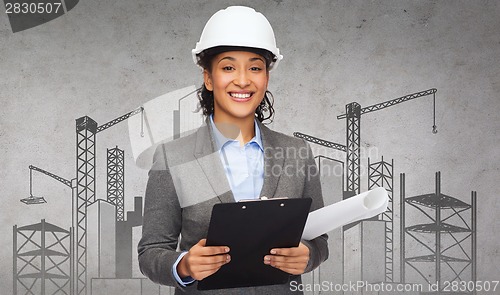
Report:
192,6,283,70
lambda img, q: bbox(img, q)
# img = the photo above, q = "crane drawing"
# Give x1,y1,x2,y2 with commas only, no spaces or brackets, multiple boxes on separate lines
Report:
20,107,144,295
18,165,76,294
294,88,437,283
22,165,75,205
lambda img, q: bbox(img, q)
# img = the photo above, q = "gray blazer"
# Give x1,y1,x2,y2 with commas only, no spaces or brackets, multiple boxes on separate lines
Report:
138,120,329,295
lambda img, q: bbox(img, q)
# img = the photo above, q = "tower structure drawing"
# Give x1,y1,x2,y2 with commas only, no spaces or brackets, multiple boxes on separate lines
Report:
400,172,477,293
345,102,361,195
74,107,142,295
107,147,125,222
13,219,73,295
75,116,97,295
368,156,394,282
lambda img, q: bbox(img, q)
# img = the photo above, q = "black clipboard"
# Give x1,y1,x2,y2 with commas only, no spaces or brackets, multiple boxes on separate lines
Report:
197,197,312,290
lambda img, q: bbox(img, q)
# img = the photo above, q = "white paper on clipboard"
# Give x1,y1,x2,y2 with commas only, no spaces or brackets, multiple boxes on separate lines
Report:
302,187,389,240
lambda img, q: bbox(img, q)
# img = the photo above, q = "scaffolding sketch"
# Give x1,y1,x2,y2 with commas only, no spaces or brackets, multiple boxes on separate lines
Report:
13,219,73,295
295,88,441,294
15,89,203,294
13,84,483,295
400,172,477,293
368,156,394,282
107,147,125,222
20,107,143,295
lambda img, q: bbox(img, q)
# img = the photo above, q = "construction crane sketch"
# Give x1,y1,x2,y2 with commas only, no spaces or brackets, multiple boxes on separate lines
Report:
3,2,498,295
13,91,202,295
1,1,498,295
294,88,478,294
11,83,483,295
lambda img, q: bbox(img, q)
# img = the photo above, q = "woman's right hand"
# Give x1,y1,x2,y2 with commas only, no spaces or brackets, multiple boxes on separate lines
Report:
177,239,231,281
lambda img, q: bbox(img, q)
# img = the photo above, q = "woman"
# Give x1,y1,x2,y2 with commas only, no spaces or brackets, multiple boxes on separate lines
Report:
138,6,328,294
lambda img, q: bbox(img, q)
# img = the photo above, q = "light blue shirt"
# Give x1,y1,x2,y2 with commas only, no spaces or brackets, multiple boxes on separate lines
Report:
172,115,265,286
210,115,264,202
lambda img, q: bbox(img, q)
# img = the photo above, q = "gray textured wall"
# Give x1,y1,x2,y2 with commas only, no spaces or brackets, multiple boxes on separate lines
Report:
1,0,499,294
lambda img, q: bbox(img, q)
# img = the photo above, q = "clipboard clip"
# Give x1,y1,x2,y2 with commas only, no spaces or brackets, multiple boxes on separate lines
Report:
238,196,289,202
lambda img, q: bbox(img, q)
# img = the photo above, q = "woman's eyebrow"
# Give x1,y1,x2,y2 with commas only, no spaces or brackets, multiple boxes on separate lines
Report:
217,56,264,64
249,57,265,63
218,56,236,64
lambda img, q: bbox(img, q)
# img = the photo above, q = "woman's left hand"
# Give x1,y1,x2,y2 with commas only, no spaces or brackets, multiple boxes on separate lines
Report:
263,242,310,275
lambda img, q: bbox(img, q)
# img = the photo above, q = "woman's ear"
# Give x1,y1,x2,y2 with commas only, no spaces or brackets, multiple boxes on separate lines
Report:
203,70,213,91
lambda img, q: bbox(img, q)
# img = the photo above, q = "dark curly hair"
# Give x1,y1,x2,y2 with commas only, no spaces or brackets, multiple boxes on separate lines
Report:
196,46,275,124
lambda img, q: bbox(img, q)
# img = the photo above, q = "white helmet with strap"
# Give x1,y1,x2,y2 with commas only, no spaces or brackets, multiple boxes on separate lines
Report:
192,6,283,70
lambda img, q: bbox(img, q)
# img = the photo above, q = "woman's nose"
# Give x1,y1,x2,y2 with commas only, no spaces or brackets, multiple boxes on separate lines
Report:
234,70,250,87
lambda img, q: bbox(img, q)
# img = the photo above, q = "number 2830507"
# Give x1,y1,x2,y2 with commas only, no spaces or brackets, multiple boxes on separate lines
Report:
5,2,62,14
442,281,499,292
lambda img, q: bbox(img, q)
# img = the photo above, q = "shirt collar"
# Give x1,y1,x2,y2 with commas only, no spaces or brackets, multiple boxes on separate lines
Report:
209,114,263,151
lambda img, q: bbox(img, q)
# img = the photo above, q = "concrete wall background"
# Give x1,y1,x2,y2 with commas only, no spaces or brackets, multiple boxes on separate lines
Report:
1,0,499,294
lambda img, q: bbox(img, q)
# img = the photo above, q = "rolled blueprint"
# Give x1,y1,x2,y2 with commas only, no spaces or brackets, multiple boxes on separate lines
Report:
302,187,389,240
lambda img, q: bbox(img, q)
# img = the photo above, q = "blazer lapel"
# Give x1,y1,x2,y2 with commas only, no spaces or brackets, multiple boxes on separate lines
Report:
193,121,235,203
192,118,284,202
258,122,284,199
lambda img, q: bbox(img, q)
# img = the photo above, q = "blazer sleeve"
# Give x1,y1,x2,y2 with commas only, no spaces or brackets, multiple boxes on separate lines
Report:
137,144,185,287
300,141,329,273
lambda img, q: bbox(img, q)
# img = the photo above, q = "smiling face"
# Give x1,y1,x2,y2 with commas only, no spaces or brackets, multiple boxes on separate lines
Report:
204,50,269,124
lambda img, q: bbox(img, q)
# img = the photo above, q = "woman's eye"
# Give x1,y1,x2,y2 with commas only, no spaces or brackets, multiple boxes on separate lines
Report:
222,66,234,71
250,67,262,71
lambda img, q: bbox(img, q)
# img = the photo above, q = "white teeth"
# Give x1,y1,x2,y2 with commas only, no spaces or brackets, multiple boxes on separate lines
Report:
230,93,251,99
